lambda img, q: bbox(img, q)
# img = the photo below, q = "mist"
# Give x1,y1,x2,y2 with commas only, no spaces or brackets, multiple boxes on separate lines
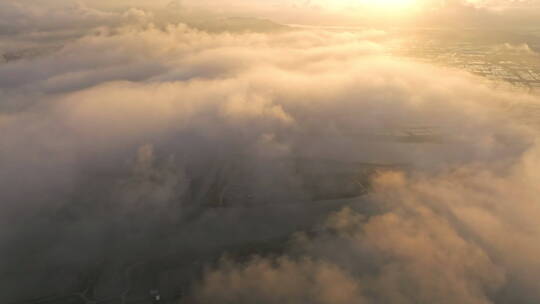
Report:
1,2,540,304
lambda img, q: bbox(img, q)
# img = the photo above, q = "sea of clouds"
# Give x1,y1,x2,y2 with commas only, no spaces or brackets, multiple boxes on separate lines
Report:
1,1,540,303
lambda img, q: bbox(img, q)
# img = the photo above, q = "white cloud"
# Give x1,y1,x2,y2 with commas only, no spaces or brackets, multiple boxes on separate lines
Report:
1,5,540,303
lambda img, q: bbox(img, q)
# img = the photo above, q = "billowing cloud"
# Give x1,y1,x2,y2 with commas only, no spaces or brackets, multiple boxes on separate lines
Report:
190,144,540,303
1,3,540,304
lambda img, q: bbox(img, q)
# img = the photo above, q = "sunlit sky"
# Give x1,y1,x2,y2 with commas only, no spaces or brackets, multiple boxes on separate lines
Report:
167,0,540,26
4,0,540,28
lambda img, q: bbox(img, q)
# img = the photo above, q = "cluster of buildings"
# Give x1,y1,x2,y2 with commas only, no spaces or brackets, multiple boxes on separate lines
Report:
389,36,540,128
394,39,540,94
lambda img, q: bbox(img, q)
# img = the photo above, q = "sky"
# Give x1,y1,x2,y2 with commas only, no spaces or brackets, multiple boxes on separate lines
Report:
1,1,540,303
4,0,540,27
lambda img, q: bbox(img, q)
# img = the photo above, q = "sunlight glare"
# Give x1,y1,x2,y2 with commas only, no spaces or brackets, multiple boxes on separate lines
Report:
360,0,417,10
319,0,419,15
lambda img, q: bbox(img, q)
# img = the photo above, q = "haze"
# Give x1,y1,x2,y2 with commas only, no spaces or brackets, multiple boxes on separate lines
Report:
1,1,540,304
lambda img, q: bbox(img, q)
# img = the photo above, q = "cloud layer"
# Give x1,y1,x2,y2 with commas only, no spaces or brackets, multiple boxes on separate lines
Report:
1,3,540,303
